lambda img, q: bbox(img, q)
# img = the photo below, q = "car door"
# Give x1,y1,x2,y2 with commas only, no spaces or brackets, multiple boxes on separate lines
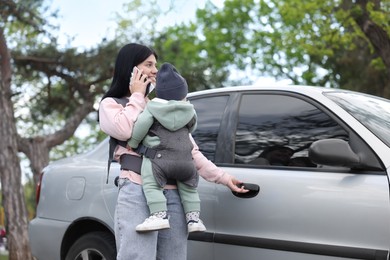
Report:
187,94,232,260
195,91,390,260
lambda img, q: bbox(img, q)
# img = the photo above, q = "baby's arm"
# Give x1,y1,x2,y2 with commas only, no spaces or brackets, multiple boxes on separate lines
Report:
128,107,154,148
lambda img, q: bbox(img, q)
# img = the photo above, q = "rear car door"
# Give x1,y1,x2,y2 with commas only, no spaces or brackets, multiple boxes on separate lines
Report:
187,94,231,260
192,91,390,260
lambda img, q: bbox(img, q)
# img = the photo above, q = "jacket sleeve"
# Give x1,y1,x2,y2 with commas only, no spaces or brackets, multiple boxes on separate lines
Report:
127,107,154,148
99,93,146,141
190,134,232,186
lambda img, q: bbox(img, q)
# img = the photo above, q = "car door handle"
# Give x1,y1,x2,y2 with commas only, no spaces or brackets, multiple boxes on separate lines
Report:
232,183,260,198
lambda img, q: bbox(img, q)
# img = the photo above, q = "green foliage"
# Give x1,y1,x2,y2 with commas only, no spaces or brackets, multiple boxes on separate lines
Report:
155,0,390,96
115,0,159,43
196,0,254,69
1,0,58,49
114,0,183,45
12,39,119,138
2,0,122,164
153,23,230,90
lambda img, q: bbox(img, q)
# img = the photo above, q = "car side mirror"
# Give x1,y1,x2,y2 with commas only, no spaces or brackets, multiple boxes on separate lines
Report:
309,139,360,168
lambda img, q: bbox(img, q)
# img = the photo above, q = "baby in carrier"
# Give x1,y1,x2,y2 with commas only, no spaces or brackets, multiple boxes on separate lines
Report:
128,62,206,233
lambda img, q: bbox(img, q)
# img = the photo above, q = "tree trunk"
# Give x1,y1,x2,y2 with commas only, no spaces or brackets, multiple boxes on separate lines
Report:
354,0,390,77
0,28,33,259
18,137,50,188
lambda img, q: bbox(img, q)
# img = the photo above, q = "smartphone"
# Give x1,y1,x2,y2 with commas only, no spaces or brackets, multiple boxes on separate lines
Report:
132,67,155,96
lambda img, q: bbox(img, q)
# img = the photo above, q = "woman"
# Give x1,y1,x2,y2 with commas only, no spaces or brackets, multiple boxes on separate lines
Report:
99,43,247,259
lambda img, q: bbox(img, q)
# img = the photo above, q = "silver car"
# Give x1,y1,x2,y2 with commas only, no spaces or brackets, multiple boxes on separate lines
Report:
29,85,390,260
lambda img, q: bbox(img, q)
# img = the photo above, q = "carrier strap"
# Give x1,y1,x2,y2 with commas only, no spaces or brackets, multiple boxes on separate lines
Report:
120,154,143,173
106,97,132,184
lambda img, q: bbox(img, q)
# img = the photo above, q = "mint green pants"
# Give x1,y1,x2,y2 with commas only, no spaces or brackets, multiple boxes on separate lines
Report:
141,158,200,214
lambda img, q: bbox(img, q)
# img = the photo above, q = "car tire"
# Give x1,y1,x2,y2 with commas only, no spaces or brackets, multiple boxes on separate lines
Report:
65,231,116,260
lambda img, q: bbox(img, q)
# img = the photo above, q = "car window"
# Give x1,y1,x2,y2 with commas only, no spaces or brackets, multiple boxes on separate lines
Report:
234,94,349,167
325,91,390,148
191,95,229,162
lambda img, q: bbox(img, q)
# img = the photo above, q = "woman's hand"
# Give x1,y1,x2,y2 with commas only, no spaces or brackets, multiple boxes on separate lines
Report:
226,177,249,193
129,67,151,95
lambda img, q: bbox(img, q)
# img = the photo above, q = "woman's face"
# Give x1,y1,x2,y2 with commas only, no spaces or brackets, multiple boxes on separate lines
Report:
137,54,158,85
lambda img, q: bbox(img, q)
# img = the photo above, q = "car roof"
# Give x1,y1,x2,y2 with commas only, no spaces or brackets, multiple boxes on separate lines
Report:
187,84,344,98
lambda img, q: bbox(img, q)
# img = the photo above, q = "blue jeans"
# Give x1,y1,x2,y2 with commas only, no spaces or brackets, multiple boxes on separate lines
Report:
115,178,188,260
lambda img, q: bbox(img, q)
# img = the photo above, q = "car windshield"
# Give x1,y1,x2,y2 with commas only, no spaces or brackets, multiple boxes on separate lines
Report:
325,91,390,148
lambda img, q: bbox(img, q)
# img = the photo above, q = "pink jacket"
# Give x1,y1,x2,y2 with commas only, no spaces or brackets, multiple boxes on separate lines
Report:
99,92,232,186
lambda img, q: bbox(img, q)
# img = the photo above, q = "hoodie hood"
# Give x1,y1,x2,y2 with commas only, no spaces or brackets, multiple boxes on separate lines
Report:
146,98,196,131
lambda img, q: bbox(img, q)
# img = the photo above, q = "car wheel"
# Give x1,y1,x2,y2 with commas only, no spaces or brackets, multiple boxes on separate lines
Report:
65,231,116,260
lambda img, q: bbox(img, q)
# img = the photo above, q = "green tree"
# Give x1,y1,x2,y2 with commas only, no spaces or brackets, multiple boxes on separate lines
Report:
159,0,390,97
153,24,231,91
251,0,390,96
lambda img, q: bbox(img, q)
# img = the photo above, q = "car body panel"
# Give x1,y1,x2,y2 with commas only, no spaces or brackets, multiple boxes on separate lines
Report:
29,218,69,260
212,167,390,259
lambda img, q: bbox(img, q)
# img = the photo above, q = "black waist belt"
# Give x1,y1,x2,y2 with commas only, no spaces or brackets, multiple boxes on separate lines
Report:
135,145,157,159
120,153,176,185
120,154,142,174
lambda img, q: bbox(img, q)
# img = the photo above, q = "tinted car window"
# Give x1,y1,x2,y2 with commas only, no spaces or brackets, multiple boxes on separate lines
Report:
191,95,229,162
325,91,390,148
235,94,349,167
